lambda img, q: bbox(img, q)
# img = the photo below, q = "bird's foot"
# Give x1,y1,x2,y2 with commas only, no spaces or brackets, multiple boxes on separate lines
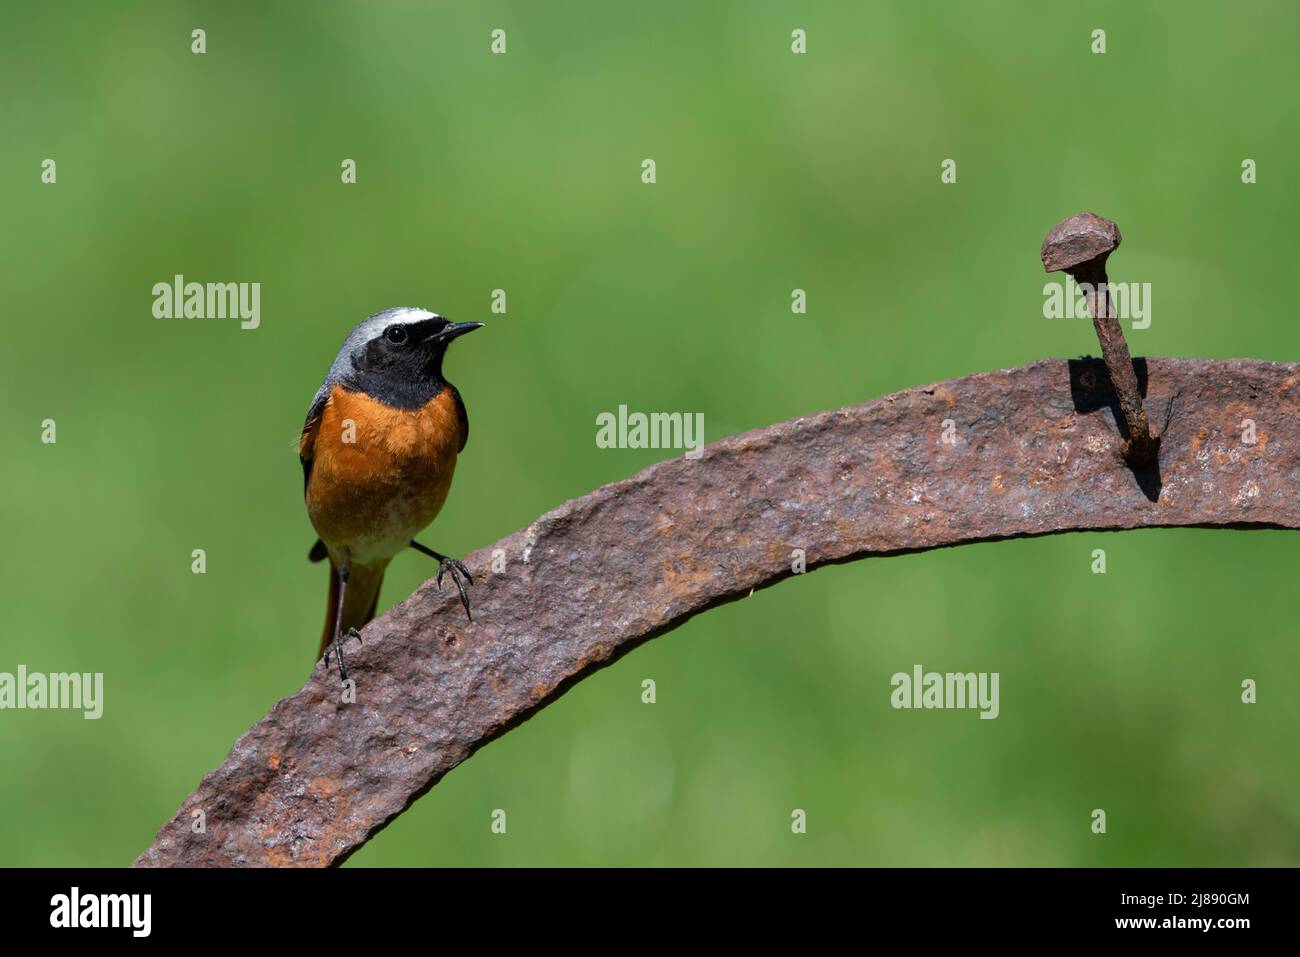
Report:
324,627,363,682
411,541,474,621
436,556,474,621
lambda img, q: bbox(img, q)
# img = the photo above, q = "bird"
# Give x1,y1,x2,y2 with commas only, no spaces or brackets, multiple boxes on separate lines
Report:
299,307,484,680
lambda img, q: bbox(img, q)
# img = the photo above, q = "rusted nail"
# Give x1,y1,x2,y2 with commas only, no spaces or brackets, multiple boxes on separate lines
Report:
1041,211,1159,467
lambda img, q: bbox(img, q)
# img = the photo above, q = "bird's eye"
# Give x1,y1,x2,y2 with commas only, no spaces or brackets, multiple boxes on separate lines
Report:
384,325,408,345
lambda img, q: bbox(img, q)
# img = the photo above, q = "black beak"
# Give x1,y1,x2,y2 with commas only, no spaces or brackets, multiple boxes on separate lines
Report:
435,321,485,344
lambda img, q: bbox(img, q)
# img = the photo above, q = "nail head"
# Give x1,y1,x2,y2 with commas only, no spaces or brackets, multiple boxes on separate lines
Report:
1041,211,1122,273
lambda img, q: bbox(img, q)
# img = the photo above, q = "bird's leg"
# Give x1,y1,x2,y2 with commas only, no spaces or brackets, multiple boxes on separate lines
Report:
410,540,474,621
323,560,362,682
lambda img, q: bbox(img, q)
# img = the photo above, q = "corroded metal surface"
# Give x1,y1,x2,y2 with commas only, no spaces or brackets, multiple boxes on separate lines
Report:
1041,210,1121,272
134,356,1300,867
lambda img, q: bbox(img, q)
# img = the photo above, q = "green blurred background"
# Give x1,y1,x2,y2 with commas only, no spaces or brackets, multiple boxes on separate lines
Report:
2,1,1297,867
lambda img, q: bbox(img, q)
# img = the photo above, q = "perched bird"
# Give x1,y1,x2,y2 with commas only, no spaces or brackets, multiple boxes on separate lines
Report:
299,307,484,679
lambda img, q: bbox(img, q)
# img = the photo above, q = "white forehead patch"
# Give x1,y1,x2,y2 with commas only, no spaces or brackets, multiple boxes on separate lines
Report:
384,307,439,325
351,306,441,344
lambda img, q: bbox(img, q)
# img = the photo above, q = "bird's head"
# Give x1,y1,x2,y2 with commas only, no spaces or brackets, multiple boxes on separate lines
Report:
331,307,483,408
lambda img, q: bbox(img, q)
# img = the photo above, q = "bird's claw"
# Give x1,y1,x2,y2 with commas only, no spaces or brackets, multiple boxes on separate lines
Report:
324,627,363,682
435,557,474,621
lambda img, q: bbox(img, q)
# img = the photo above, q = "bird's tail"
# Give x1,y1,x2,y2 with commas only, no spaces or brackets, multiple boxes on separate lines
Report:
317,560,386,661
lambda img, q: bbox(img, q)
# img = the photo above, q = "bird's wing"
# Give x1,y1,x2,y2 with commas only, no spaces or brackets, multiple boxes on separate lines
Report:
299,387,329,494
301,389,332,563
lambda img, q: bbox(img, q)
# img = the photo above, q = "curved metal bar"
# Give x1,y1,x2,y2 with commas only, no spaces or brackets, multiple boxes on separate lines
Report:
134,356,1300,867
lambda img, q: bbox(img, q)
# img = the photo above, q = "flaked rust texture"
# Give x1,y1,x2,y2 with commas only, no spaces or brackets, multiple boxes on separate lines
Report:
135,356,1300,867
1040,211,1121,272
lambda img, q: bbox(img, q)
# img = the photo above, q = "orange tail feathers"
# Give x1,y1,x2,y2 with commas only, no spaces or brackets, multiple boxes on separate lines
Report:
316,560,386,661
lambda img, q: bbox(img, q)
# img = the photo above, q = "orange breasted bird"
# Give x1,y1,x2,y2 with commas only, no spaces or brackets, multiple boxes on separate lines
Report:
299,307,484,680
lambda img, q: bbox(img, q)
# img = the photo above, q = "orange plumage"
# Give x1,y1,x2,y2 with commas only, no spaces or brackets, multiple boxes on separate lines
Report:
302,384,465,658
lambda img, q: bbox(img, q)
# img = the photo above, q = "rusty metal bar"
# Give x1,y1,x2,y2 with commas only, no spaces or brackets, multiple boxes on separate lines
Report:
134,355,1300,867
